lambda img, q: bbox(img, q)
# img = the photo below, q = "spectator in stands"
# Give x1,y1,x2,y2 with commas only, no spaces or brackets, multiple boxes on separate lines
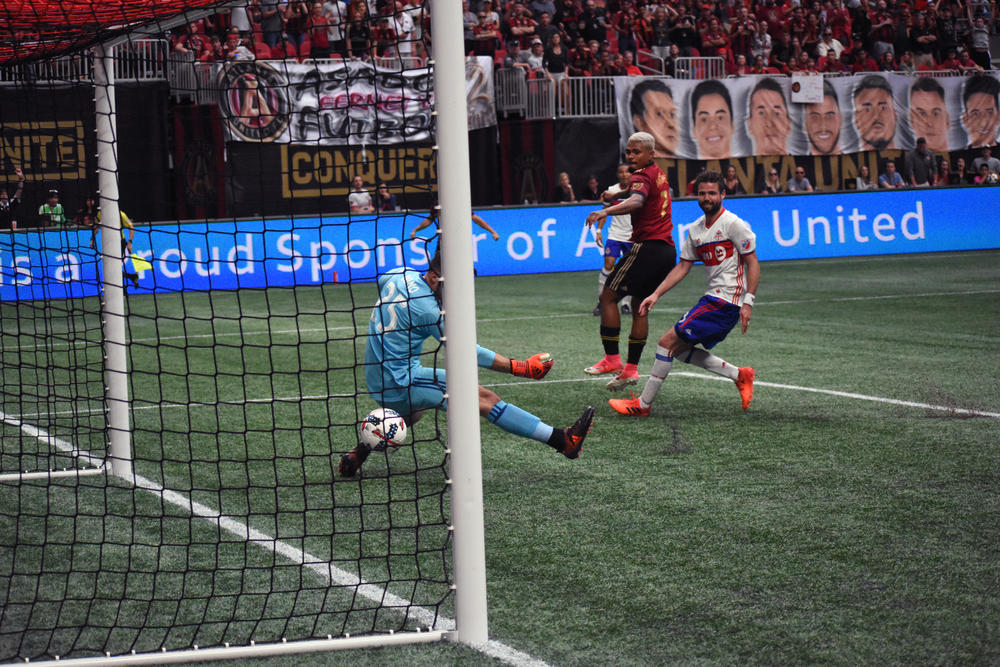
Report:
850,47,879,72
730,53,751,75
760,167,784,194
908,77,950,154
0,167,25,230
973,162,995,184
904,137,937,186
669,15,699,58
699,16,731,59
722,165,746,194
230,2,254,38
791,50,816,72
223,28,257,60
349,175,375,213
619,50,642,75
729,6,755,62
853,74,898,151
952,157,971,185
966,14,994,71
934,5,960,63
955,46,984,72
972,146,1000,175
504,2,539,52
786,166,814,192
544,31,569,80
553,171,577,202
472,9,502,57
816,27,845,59
306,2,332,58
897,50,917,73
648,6,674,61
611,0,640,57
818,49,849,72
962,75,1000,149
75,195,98,227
38,189,66,226
324,0,348,57
855,164,877,190
535,12,560,47
173,22,211,57
375,183,398,211
373,11,398,58
877,49,897,71
750,20,772,63
690,79,734,159
553,0,580,42
578,0,610,44
746,77,790,156
256,0,284,49
804,79,843,155
284,1,310,52
630,78,679,157
662,43,681,77
870,0,895,61
936,159,953,186
878,160,905,188
939,48,962,71
580,174,602,202
909,12,937,67
200,35,226,62
529,0,557,23
749,54,768,74
463,0,478,52
567,35,595,75
515,37,549,76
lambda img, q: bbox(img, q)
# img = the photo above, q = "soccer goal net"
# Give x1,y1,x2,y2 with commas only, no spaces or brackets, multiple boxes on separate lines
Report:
0,1,489,662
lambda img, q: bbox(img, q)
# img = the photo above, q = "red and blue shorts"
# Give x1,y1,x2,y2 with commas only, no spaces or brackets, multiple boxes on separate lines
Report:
673,295,740,349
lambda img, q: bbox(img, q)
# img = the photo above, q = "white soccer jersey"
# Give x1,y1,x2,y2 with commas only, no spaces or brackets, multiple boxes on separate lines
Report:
680,208,756,306
603,183,634,243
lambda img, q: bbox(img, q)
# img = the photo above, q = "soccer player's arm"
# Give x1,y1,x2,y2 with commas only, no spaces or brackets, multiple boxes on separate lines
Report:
471,213,500,240
122,212,135,251
639,259,694,315
586,183,645,227
410,213,435,239
739,251,760,334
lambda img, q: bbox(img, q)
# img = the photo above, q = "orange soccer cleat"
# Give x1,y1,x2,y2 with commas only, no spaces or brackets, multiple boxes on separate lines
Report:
736,366,755,411
608,392,650,417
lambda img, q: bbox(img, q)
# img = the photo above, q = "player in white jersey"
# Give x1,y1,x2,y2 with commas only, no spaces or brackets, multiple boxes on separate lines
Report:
591,164,634,316
609,170,759,417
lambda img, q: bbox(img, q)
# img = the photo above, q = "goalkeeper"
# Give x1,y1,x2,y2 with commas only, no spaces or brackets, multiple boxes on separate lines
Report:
338,250,595,477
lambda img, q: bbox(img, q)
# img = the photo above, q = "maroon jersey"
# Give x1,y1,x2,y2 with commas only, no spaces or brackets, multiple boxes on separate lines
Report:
628,162,673,244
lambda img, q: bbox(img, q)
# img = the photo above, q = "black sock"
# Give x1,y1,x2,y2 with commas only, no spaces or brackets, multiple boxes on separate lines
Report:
546,428,566,451
600,325,620,356
627,336,646,366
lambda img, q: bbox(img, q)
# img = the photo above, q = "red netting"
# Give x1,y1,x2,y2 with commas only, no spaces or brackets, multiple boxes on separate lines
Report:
0,0,229,65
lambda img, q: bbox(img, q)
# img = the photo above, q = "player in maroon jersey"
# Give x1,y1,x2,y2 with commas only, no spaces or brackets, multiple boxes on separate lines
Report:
584,131,676,390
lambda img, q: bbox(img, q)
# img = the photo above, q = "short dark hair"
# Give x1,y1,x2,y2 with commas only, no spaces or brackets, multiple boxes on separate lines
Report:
749,76,787,110
910,75,945,101
428,249,442,274
629,79,673,120
853,74,893,100
820,78,839,105
694,169,724,190
691,79,733,117
962,73,1000,108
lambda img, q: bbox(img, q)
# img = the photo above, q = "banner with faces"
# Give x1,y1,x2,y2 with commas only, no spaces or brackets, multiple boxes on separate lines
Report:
617,72,1000,160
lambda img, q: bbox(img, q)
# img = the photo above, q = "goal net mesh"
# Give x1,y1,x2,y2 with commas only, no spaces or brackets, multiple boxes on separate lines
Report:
0,1,455,661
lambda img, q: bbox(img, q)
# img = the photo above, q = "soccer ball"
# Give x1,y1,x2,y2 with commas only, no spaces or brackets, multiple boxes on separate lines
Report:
359,408,408,450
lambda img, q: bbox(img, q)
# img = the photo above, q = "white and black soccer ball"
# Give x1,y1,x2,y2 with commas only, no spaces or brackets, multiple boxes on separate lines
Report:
359,408,407,450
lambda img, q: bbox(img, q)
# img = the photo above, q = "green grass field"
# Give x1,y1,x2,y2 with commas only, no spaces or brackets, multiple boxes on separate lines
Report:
2,250,999,666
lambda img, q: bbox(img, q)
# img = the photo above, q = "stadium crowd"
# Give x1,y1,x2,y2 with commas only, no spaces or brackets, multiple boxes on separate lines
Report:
167,0,997,76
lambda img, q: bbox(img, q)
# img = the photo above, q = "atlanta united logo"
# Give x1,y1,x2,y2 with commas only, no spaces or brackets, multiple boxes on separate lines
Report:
217,61,290,142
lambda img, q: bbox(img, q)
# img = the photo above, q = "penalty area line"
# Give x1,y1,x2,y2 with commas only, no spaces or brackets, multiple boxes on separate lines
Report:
483,373,1000,419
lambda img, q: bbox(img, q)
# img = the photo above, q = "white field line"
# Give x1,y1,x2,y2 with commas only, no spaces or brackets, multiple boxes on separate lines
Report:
4,288,999,351
482,372,1000,419
0,409,551,667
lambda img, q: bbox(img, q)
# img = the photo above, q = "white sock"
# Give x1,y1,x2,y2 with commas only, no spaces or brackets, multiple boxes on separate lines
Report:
679,347,739,381
639,345,673,408
620,295,632,308
598,269,610,296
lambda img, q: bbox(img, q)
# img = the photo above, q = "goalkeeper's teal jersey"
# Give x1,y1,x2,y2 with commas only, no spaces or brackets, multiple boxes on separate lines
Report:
365,267,443,395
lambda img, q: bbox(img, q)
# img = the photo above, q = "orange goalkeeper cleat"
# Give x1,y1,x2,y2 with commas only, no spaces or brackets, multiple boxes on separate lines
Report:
608,392,650,417
512,352,554,379
736,366,755,411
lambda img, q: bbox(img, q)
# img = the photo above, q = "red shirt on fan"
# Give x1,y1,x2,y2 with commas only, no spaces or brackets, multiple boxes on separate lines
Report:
628,162,674,244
